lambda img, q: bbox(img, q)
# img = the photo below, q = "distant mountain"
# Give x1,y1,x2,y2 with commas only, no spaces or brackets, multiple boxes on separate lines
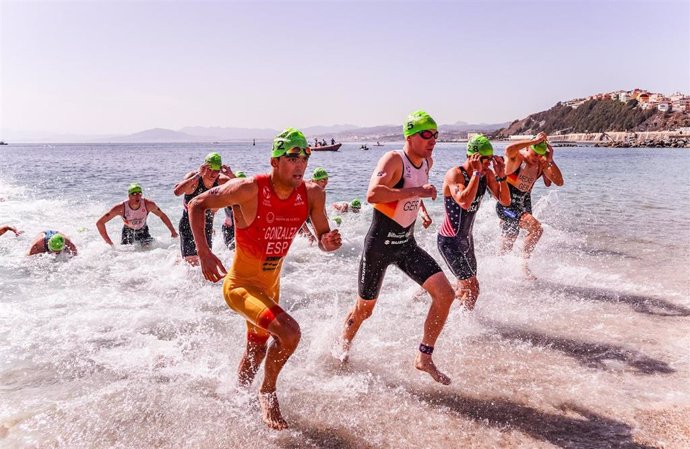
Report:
107,128,208,143
179,126,278,140
302,124,359,136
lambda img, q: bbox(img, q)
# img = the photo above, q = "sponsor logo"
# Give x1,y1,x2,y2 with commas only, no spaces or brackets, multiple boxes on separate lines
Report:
295,194,304,206
262,186,271,199
266,212,275,223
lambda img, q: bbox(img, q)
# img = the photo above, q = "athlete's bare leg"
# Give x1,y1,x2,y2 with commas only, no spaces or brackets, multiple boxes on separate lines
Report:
456,276,479,310
415,272,454,385
499,234,518,256
339,298,377,362
519,213,543,280
237,335,268,388
258,313,301,430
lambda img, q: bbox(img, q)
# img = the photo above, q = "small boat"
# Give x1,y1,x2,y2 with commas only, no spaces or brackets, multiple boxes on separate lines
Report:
0,141,7,145
374,141,384,146
360,144,369,151
312,143,341,152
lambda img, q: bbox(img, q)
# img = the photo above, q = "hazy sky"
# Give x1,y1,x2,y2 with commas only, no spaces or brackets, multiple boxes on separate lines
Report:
1,0,689,135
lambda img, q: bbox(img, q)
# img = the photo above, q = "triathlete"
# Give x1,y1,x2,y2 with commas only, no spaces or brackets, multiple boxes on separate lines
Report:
96,183,178,246
188,128,341,430
339,110,455,385
497,132,564,279
27,231,77,256
437,135,510,310
221,171,246,250
173,152,232,265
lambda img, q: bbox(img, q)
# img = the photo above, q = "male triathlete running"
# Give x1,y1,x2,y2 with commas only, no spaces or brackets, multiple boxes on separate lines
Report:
497,132,564,279
437,135,510,310
339,110,455,385
189,128,341,430
173,152,232,265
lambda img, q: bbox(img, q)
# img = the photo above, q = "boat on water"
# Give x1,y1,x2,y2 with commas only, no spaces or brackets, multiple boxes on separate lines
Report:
312,143,342,152
374,141,384,146
0,141,8,145
360,144,369,151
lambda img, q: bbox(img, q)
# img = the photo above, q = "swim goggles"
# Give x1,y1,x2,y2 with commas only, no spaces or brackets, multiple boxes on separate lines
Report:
418,130,439,140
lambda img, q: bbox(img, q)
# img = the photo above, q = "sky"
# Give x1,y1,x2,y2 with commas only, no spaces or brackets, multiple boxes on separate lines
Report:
1,0,689,136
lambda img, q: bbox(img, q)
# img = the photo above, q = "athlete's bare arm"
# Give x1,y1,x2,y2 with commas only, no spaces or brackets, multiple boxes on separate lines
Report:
63,237,78,256
188,179,258,282
27,235,45,256
505,132,547,175
445,158,482,210
367,151,436,203
173,170,201,196
486,156,511,207
0,225,21,237
306,183,341,252
145,200,178,237
96,203,125,245
541,143,564,186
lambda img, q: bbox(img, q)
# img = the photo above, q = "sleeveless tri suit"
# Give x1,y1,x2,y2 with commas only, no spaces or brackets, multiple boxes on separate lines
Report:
222,174,309,342
358,150,442,300
437,168,487,280
496,161,543,237
121,200,153,245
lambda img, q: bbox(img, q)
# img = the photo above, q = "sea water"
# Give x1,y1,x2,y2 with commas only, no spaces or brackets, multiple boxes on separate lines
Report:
1,143,689,448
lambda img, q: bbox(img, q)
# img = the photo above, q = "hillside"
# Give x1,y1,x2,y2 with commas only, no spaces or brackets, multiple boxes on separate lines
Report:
498,99,690,137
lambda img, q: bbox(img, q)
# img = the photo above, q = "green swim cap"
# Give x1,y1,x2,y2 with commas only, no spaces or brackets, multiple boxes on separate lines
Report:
333,216,343,226
312,167,329,181
272,128,308,157
235,171,247,178
127,183,143,195
466,135,494,157
350,199,362,210
531,140,549,155
403,110,437,138
204,152,222,170
48,234,65,252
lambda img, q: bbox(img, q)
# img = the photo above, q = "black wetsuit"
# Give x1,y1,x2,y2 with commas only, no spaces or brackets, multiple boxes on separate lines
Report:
179,176,217,257
358,153,442,300
437,168,487,280
222,206,235,250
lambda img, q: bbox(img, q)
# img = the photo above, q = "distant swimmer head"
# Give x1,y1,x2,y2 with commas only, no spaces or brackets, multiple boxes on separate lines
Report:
312,167,329,181
530,140,549,156
272,128,310,158
235,171,247,178
466,134,494,157
350,198,362,212
333,216,343,226
127,183,143,195
204,152,223,170
47,233,65,253
403,110,438,138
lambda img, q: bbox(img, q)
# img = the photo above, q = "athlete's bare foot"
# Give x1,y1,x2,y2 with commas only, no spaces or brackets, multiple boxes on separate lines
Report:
414,353,451,385
333,338,350,364
258,391,288,430
523,264,537,281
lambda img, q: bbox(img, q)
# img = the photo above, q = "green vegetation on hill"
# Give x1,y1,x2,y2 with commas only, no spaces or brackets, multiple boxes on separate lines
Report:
498,99,688,136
